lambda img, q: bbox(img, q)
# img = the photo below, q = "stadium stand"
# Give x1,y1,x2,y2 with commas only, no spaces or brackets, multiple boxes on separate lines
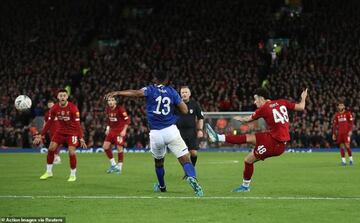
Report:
1,0,359,148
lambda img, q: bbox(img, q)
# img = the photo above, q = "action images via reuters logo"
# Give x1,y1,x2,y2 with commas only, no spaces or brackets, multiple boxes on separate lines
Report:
1,217,65,223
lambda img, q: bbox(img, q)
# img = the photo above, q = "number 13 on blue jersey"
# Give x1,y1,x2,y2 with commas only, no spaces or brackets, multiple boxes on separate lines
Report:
153,96,171,115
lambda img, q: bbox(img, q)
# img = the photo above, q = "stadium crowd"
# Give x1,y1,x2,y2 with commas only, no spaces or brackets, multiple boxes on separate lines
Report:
1,0,360,149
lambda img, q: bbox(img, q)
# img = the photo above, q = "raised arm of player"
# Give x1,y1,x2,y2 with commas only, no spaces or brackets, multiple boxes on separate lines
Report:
233,115,254,123
294,88,308,111
105,89,145,99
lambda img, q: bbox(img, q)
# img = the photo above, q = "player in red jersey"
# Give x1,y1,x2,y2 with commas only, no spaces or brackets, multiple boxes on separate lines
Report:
206,88,308,192
44,100,61,164
332,101,354,166
33,89,87,182
103,97,130,174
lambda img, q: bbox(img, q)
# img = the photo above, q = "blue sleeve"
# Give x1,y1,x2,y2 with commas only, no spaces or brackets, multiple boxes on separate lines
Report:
172,89,182,105
142,85,152,97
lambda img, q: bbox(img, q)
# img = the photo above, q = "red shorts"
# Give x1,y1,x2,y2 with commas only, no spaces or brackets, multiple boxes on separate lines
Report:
337,133,350,144
253,132,286,160
105,130,126,146
51,133,79,147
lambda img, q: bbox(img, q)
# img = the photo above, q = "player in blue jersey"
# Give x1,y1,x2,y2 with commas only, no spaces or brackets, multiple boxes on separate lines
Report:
105,72,204,197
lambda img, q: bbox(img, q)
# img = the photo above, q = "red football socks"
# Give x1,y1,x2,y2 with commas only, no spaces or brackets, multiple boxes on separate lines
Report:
340,148,345,157
346,147,352,157
70,154,77,169
226,135,247,144
243,161,254,180
105,148,113,159
118,152,124,163
47,150,55,164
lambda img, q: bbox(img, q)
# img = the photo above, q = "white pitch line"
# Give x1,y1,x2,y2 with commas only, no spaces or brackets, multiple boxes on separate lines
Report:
202,160,240,164
0,195,359,201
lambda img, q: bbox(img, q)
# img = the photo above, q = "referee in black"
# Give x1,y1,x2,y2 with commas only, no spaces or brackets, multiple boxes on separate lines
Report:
176,86,204,169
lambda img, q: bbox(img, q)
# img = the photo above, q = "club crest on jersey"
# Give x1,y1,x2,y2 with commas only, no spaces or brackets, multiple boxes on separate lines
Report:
109,117,118,122
190,109,193,114
270,103,279,108
338,117,347,122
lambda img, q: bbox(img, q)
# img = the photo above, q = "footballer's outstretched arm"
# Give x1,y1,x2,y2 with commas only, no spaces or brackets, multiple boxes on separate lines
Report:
294,88,308,111
105,89,145,99
233,115,254,123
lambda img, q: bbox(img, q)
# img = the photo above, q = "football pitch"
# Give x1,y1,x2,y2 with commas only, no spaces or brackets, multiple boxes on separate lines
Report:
0,152,359,223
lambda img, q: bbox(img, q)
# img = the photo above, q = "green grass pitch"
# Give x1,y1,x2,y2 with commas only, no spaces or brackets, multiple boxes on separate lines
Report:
0,152,359,223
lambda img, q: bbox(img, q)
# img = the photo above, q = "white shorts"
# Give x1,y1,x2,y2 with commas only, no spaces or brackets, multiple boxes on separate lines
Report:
149,125,189,159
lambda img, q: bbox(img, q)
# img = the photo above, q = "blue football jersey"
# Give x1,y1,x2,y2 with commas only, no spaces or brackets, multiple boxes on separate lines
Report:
143,84,182,130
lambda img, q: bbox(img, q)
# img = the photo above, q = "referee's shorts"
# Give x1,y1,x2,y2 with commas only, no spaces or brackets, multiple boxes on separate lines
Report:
179,129,198,150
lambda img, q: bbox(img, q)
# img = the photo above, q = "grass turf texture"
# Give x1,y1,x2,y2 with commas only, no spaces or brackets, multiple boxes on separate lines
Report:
0,152,359,223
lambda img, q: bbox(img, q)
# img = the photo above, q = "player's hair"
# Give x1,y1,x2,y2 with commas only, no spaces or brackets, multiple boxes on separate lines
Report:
154,72,168,83
57,89,68,94
254,88,271,99
107,96,117,103
337,100,345,105
180,86,190,90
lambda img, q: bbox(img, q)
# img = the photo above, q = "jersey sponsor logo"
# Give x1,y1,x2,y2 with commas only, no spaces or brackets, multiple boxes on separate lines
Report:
109,117,118,122
158,88,167,93
58,116,70,121
338,117,347,122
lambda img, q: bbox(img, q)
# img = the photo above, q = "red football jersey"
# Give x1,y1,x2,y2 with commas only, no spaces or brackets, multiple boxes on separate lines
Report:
41,102,83,138
332,111,353,135
44,110,59,136
251,99,296,142
106,105,130,132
